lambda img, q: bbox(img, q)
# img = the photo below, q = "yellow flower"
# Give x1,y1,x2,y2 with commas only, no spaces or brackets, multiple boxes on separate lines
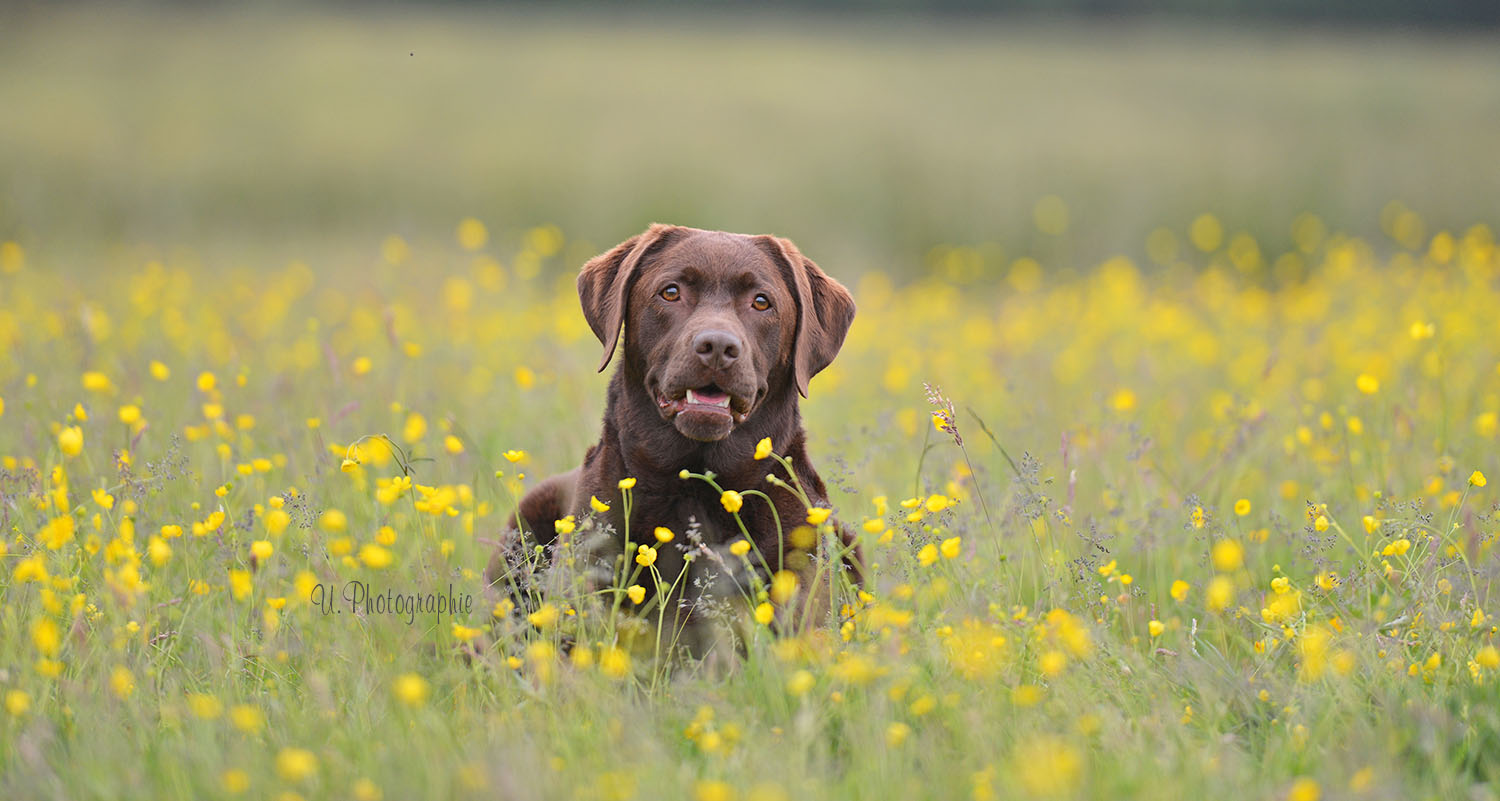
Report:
1314,515,1329,532
1470,470,1488,488
188,693,223,719
1170,580,1190,602
32,618,61,657
14,553,48,584
754,437,773,460
58,426,84,457
1012,736,1082,797
1148,619,1165,637
265,509,291,536
1476,646,1500,670
229,704,264,733
82,371,114,393
721,490,744,513
1271,576,1291,595
940,537,961,559
147,536,172,566
626,585,646,604
729,540,751,557
886,722,911,747
320,509,348,533
917,543,938,566
359,544,393,569
402,412,427,443
110,665,135,699
695,780,735,801
228,569,253,601
451,624,482,642
1206,575,1234,612
393,673,430,706
636,544,657,567
118,404,142,425
806,507,831,525
275,748,318,783
503,449,527,463
1211,539,1244,572
925,494,952,513
444,435,464,454
149,360,170,381
770,571,798,604
590,495,610,513
600,646,630,679
617,477,636,490
457,217,488,250
1381,538,1411,557
787,669,816,696
1286,778,1320,801
754,602,775,625
5,689,31,718
1356,374,1379,394
197,371,216,392
1234,498,1251,516
528,603,560,629
654,526,674,543
554,516,576,536
250,540,273,561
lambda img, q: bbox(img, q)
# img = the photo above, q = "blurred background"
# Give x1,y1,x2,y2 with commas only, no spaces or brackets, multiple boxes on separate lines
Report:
1,2,1497,275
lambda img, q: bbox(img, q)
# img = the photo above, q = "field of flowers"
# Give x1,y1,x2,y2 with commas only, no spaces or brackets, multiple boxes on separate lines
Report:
1,205,1498,800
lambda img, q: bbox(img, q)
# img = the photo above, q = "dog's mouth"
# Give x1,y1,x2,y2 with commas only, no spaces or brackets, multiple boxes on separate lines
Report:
657,383,752,425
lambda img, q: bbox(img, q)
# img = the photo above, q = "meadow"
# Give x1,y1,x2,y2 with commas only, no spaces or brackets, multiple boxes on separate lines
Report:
3,8,1500,801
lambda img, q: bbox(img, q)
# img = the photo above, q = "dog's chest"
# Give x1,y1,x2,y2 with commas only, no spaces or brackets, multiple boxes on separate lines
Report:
647,495,733,546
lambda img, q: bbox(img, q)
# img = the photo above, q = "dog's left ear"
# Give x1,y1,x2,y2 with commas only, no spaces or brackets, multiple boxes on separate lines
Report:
759,236,856,397
578,223,680,372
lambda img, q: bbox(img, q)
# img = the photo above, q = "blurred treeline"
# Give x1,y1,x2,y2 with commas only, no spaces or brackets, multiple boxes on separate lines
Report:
1,6,1498,277
469,0,1500,26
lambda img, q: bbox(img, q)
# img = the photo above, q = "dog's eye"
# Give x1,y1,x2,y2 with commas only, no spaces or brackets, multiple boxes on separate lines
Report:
659,284,680,302
752,293,772,311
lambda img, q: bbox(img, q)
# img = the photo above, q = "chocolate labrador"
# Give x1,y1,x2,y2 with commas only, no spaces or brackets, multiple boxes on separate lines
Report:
485,224,859,655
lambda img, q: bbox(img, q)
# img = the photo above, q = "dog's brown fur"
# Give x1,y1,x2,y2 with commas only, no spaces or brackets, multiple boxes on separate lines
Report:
485,224,858,654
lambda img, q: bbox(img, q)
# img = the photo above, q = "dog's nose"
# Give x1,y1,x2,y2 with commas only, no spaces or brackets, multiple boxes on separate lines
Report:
693,329,742,369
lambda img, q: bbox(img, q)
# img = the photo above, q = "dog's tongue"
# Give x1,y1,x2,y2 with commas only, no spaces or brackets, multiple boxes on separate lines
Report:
686,388,730,407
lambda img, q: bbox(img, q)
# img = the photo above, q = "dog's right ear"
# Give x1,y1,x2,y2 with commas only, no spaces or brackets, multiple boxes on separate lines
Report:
577,223,680,372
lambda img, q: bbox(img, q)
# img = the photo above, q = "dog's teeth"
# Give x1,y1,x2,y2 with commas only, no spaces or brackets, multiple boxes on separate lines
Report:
685,389,731,408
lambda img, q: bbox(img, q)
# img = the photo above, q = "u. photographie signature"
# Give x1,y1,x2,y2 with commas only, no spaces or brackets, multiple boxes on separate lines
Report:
309,581,474,626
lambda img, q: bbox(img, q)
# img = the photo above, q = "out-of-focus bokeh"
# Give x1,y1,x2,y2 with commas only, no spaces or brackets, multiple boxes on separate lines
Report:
2,4,1497,271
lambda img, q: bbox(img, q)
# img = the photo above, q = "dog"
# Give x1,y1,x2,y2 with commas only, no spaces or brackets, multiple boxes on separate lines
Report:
485,224,859,658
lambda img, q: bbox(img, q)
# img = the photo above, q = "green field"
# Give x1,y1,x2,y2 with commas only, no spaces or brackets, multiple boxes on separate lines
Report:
2,8,1500,801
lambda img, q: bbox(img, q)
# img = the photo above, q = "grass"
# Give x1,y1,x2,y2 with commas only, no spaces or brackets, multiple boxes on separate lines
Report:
2,7,1500,801
2,214,1499,799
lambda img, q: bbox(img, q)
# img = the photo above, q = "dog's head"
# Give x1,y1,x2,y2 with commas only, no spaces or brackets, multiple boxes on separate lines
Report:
578,224,855,442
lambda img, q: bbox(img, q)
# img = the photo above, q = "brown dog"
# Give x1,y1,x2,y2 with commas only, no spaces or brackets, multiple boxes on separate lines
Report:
485,224,858,655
